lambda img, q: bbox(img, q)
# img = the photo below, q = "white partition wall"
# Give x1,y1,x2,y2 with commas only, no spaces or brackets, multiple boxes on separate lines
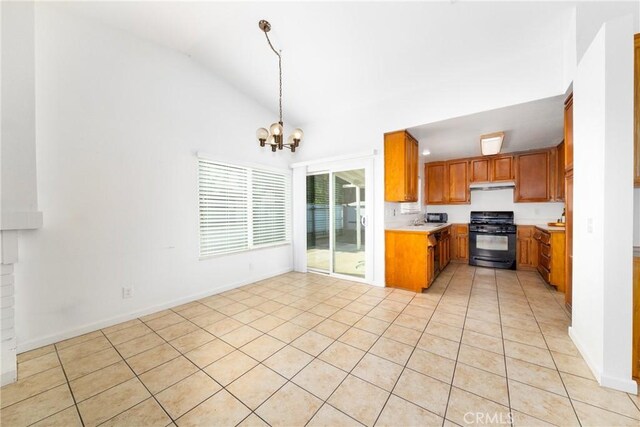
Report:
570,15,636,393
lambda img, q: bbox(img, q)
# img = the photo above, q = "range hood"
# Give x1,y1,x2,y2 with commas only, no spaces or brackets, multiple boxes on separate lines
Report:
469,181,516,191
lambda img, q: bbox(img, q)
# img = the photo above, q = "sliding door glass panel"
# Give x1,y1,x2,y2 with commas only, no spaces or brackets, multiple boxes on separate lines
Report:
306,174,330,272
333,169,365,278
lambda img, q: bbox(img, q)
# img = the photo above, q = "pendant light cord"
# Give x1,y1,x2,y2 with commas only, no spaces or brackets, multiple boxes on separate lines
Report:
264,31,283,124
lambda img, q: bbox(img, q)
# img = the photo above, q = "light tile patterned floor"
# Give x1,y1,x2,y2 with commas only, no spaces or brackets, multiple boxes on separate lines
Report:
2,264,640,426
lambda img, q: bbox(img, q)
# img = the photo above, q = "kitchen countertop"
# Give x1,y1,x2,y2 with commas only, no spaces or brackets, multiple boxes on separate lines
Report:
532,224,566,232
385,223,451,233
634,246,640,258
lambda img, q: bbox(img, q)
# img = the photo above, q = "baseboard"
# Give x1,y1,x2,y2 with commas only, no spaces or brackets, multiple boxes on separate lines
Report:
569,326,638,394
17,267,293,353
1,369,17,387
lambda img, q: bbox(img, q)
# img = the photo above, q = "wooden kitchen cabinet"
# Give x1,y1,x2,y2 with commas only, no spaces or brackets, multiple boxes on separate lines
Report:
425,160,469,205
425,162,447,204
555,141,565,201
516,226,537,270
385,226,451,292
450,224,469,262
470,158,490,183
469,156,513,183
447,160,470,203
491,155,514,182
534,227,566,291
634,34,640,187
514,150,551,202
384,130,419,202
565,94,574,173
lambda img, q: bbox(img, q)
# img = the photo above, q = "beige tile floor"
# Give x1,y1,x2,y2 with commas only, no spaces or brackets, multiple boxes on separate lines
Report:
2,264,640,426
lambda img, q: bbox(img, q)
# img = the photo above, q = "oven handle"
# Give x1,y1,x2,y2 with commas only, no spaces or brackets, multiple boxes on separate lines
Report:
472,256,514,264
469,231,516,235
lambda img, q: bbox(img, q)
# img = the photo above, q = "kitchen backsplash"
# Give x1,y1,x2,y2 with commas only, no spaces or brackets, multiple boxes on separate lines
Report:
385,188,564,227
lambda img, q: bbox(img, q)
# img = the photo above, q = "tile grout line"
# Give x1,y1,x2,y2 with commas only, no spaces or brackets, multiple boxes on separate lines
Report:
41,344,86,427
493,269,514,427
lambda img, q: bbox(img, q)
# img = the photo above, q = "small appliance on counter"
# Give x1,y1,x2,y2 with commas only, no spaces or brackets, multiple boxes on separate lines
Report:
425,212,448,223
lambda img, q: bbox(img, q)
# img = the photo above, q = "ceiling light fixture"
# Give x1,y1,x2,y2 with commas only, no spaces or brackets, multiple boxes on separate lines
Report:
422,149,431,156
480,132,504,156
255,20,303,153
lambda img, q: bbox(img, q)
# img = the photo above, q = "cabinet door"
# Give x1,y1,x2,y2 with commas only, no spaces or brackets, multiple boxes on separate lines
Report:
514,151,550,202
556,142,565,201
565,94,573,172
470,158,490,183
635,34,640,187
516,226,537,269
404,136,419,201
425,162,447,204
450,224,469,262
490,155,514,182
447,160,469,204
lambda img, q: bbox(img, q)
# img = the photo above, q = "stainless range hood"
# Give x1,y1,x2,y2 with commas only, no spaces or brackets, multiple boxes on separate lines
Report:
469,181,516,191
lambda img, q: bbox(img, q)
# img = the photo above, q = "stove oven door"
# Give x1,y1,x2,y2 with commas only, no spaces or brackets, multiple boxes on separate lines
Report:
469,230,516,270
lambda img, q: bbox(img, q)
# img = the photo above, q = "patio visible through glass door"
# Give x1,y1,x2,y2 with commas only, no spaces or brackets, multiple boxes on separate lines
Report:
306,168,367,280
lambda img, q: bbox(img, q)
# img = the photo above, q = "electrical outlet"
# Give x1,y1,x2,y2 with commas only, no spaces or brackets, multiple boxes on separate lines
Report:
587,218,594,234
248,262,253,270
122,287,133,299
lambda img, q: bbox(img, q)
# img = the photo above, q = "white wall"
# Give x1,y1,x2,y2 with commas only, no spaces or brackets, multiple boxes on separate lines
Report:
14,5,294,351
570,16,636,394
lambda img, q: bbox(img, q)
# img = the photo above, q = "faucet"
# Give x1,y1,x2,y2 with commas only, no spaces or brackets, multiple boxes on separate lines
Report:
413,217,423,226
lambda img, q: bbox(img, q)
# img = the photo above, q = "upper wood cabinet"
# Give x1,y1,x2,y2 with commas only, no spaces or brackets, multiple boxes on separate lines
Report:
514,150,551,202
555,141,565,201
425,162,447,204
425,161,470,205
447,160,470,203
491,155,514,182
470,155,514,183
634,34,640,187
384,130,419,202
565,94,574,173
470,158,490,183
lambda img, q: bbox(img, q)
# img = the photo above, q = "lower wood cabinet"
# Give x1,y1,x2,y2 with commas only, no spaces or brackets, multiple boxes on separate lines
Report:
385,226,451,292
516,226,537,269
450,224,469,262
534,227,566,291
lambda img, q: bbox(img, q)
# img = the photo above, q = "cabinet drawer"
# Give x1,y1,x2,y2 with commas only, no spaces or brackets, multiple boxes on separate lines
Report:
540,243,551,258
539,253,551,270
537,264,550,283
539,232,550,244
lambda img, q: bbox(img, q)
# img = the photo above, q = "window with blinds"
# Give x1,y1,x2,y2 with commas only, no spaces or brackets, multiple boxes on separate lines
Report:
198,158,291,257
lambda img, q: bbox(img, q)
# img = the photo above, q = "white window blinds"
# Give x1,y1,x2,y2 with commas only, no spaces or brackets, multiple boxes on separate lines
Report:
198,158,291,257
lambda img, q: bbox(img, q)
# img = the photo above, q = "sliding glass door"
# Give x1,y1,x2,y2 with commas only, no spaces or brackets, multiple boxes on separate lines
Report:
306,160,371,281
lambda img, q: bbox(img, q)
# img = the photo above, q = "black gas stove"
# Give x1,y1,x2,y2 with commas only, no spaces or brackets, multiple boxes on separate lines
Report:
469,211,517,269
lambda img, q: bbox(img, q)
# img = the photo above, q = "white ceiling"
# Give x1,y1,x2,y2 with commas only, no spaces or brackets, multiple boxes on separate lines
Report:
53,1,573,128
408,94,566,161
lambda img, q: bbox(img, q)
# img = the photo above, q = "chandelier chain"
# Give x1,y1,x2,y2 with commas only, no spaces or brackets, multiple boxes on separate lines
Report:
264,31,283,123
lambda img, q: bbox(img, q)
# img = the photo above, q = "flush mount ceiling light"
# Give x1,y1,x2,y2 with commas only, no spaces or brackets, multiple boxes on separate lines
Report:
422,149,431,156
480,131,505,156
255,20,303,153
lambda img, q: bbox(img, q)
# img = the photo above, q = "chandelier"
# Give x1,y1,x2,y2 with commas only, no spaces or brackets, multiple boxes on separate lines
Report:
255,20,303,152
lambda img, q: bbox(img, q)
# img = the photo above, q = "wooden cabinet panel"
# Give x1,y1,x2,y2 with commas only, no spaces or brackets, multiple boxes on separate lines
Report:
516,226,537,269
385,227,451,292
470,158,490,183
450,224,469,262
635,34,640,187
565,170,573,310
384,130,418,202
425,162,447,204
556,142,565,201
491,156,514,182
514,151,550,202
447,160,469,204
565,94,573,172
534,227,566,292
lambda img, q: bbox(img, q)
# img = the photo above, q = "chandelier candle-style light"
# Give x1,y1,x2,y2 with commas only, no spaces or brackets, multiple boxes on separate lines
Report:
255,19,303,152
